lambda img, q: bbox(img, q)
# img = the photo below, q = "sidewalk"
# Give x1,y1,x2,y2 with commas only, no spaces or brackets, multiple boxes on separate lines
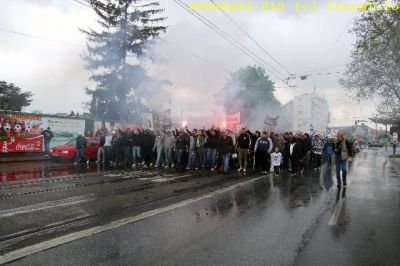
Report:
0,153,50,163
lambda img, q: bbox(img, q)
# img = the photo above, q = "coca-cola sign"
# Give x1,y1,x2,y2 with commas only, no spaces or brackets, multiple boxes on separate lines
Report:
0,135,43,153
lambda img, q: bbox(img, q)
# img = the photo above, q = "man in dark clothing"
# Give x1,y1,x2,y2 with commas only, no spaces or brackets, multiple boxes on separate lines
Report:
74,133,88,165
218,131,234,174
205,129,219,171
248,130,261,170
175,129,189,168
237,128,251,172
141,129,155,168
301,133,312,169
290,136,304,176
254,131,271,174
41,127,54,155
111,130,124,166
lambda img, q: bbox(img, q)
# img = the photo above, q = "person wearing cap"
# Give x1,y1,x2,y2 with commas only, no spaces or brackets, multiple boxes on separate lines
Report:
311,133,325,170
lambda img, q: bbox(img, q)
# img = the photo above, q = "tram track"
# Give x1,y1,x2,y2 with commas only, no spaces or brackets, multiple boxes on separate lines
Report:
0,174,256,254
0,170,192,200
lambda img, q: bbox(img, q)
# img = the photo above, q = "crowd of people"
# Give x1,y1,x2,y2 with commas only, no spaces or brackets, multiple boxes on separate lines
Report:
74,125,354,186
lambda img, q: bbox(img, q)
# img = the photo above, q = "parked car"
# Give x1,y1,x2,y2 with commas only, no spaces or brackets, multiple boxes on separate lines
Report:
368,141,383,148
49,137,99,161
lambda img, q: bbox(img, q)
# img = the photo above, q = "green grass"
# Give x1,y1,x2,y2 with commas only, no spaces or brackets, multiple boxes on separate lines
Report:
389,154,400,158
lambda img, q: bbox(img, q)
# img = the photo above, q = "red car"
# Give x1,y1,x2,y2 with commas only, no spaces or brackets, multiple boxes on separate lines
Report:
49,137,99,161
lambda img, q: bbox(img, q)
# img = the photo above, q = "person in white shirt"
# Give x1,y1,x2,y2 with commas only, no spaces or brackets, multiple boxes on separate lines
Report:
271,147,283,175
104,131,113,163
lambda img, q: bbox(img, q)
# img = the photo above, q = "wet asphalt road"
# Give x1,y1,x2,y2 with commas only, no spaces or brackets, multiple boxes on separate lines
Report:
2,148,400,266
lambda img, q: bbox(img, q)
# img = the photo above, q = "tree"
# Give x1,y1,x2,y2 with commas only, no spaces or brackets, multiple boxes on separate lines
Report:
0,81,33,111
218,65,281,127
81,0,167,121
340,2,400,115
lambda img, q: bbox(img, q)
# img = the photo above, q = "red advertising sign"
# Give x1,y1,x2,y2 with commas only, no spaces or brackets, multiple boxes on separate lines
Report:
0,135,43,153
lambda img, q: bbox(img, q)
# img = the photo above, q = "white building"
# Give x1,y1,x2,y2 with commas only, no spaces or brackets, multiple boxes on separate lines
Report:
284,92,330,134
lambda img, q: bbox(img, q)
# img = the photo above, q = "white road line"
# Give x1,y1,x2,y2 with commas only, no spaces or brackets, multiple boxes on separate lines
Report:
0,176,265,264
0,194,95,218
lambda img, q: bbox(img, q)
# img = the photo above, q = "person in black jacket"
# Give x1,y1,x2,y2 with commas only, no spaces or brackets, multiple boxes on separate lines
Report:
123,128,132,166
236,127,251,172
41,127,54,155
74,133,88,165
175,129,189,169
111,130,124,166
290,136,304,176
219,131,234,174
205,129,219,171
141,129,155,168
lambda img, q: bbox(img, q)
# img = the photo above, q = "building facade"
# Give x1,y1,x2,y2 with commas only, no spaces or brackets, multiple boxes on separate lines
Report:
283,92,330,134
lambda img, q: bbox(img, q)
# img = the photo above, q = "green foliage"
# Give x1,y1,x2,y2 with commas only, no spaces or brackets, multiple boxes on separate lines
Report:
340,1,400,115
221,65,280,123
81,0,167,121
0,81,33,111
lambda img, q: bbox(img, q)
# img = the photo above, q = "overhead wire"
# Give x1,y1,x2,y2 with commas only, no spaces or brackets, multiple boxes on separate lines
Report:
172,0,288,83
208,0,292,76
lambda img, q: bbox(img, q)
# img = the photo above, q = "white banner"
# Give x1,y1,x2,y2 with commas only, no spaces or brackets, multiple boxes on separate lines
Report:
141,113,154,130
226,112,240,125
41,116,85,148
264,114,279,132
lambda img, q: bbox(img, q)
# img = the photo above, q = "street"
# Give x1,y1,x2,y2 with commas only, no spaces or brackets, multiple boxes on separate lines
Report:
0,148,399,265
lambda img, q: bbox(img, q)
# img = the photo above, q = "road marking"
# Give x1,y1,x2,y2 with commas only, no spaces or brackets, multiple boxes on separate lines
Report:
0,194,95,218
0,176,264,264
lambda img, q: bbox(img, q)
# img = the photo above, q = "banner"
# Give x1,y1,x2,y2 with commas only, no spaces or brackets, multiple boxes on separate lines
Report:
41,117,85,148
141,113,154,130
226,112,241,126
1,135,44,153
264,115,279,132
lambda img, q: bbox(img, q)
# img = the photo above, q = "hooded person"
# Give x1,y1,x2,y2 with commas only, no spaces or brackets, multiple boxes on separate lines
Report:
290,135,304,176
74,133,88,165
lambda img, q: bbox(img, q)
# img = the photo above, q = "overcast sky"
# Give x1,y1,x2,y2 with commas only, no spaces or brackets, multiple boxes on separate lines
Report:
0,0,380,128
